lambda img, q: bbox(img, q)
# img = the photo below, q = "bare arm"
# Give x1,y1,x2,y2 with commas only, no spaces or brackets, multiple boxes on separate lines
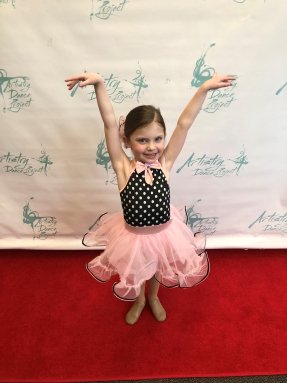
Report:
163,74,236,171
65,72,126,170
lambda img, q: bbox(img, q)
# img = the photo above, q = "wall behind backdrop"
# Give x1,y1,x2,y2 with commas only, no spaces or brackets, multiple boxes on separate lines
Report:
1,0,286,249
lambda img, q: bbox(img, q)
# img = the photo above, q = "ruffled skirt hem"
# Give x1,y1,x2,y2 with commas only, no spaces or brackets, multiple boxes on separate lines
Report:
84,206,210,301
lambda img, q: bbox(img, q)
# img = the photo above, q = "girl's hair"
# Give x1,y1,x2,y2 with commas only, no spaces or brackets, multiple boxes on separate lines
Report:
124,105,166,138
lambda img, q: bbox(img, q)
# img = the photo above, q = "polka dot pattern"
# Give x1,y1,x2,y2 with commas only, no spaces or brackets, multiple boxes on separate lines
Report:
120,168,170,227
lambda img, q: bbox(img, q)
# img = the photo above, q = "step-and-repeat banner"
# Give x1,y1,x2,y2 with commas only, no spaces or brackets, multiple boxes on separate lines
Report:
1,0,286,249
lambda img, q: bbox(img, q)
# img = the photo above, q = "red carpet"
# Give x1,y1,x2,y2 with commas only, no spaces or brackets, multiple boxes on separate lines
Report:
0,249,286,382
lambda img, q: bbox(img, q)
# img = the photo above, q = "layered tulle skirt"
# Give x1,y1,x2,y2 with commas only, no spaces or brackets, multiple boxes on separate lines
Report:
83,205,210,300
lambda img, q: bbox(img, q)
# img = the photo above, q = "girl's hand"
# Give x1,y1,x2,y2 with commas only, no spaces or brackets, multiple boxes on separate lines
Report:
201,74,237,91
65,72,103,91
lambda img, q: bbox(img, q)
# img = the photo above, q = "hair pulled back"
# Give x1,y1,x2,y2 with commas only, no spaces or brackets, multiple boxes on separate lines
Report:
124,105,166,138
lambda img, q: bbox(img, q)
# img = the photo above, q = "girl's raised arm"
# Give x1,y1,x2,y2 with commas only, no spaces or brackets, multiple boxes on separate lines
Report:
163,74,236,171
65,72,126,170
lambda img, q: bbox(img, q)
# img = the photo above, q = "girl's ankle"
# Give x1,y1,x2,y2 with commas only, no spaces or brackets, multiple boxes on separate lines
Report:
148,295,158,302
136,297,146,305
125,299,146,325
148,297,166,322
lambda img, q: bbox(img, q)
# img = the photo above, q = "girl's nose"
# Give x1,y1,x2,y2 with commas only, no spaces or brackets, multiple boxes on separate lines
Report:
147,141,155,150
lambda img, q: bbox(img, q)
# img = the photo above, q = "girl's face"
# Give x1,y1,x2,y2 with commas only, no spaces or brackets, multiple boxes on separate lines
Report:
125,122,165,163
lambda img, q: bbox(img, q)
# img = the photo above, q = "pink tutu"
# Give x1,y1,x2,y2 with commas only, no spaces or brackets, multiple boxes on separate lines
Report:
83,205,210,301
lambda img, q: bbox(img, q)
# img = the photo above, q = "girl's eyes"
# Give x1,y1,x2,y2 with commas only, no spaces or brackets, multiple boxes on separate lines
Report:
136,137,163,144
137,138,148,144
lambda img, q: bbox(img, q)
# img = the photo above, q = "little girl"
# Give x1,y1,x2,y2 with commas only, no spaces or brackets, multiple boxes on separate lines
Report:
65,72,235,325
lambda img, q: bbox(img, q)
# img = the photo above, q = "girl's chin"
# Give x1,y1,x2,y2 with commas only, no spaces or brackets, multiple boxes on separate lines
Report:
142,154,158,162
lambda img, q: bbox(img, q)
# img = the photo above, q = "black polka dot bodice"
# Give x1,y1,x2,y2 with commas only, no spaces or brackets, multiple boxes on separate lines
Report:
120,166,170,227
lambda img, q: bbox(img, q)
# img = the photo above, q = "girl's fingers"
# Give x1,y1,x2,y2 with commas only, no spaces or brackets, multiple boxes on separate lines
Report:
212,74,237,80
65,76,77,82
65,76,82,83
226,75,237,82
66,80,80,90
65,79,77,85
65,73,87,82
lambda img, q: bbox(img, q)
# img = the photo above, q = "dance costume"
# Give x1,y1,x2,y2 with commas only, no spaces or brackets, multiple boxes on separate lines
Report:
83,160,209,300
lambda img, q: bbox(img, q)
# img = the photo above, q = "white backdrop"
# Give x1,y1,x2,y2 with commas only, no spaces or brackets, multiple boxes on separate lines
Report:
1,0,286,249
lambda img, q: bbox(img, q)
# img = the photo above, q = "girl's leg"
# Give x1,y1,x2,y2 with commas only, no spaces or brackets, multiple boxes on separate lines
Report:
125,283,146,325
148,277,166,322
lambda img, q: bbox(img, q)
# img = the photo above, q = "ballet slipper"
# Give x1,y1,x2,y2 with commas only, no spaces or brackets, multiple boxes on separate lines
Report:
148,297,166,322
125,299,146,325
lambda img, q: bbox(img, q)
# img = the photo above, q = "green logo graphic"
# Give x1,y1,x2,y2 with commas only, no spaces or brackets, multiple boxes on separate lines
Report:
0,0,16,8
96,138,117,185
248,210,287,233
0,149,53,176
90,0,128,20
176,148,248,177
203,81,237,113
71,65,148,104
91,65,148,104
276,81,287,96
186,199,218,235
191,43,216,88
23,198,57,240
0,69,32,112
191,45,237,113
